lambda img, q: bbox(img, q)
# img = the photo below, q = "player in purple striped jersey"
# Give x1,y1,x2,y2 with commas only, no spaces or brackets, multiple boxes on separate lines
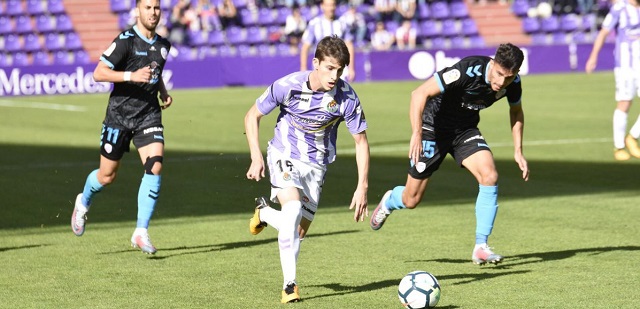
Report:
586,0,640,160
370,43,529,266
245,36,369,303
300,0,356,82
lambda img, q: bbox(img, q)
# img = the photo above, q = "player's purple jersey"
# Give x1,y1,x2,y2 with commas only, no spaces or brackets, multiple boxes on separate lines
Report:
256,71,367,165
602,1,640,68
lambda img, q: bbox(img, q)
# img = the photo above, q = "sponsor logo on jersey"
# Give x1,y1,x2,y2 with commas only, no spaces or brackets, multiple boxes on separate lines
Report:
442,69,460,84
160,47,168,60
104,43,117,57
477,142,489,148
302,204,316,215
143,127,164,134
135,51,148,56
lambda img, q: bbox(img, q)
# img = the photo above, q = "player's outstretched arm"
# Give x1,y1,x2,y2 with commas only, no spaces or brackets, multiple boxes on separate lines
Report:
509,104,529,181
349,131,369,222
244,104,266,182
585,28,610,73
93,61,152,83
408,77,441,165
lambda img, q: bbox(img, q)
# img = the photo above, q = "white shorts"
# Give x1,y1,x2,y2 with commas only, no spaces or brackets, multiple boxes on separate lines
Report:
267,146,327,221
614,67,640,101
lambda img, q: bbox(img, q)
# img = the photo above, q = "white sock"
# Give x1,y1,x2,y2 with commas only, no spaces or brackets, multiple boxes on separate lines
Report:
629,114,640,139
279,201,302,287
133,227,148,235
613,109,628,149
259,206,281,231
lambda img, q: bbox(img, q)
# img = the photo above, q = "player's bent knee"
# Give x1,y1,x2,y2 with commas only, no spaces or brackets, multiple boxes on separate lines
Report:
144,156,163,175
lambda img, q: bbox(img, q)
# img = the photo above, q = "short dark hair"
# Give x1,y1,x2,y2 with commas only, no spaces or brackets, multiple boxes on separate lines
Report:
494,43,524,73
314,35,350,67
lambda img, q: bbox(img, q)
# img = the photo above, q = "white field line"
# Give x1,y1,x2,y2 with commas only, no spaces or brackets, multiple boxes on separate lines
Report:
341,137,611,155
0,100,87,112
0,138,610,170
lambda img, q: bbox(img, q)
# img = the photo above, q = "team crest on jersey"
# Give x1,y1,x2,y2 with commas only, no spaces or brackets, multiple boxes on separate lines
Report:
495,89,507,99
282,172,291,181
325,100,338,113
104,43,116,57
442,69,461,85
161,47,168,60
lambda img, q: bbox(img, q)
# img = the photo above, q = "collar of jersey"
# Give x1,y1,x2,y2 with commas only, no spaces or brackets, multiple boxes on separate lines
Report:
133,25,157,45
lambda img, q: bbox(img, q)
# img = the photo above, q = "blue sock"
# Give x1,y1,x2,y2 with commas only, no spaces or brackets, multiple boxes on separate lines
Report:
137,174,161,228
81,169,104,207
385,186,407,211
475,185,498,245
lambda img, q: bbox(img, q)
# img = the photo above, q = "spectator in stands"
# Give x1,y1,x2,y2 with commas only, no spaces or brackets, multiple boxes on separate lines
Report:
169,0,196,44
285,0,308,9
371,21,394,51
395,0,416,23
197,0,221,31
339,4,368,44
586,0,640,161
374,0,397,22
395,19,416,50
218,0,239,30
285,5,307,53
300,0,356,82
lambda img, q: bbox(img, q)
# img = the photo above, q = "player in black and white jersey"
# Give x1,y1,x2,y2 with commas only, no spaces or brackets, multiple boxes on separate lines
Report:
71,0,172,255
370,43,530,265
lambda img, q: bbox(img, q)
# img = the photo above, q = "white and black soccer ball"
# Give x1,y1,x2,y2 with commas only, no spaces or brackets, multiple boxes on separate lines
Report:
398,271,441,309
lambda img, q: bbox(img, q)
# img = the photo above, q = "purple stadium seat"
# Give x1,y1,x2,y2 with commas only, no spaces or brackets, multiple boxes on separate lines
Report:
335,4,348,18
299,6,318,21
256,44,273,56
15,15,34,34
208,30,224,46
187,29,206,46
237,44,252,57
47,0,65,14
218,44,235,57
0,2,5,17
4,34,22,53
23,33,42,52
441,19,458,37
118,11,132,30
257,7,275,26
430,2,450,20
225,26,246,45
53,50,72,64
240,8,257,27
276,43,292,56
275,7,291,25
65,32,83,50
511,0,529,17
451,35,465,48
469,35,484,48
266,25,282,43
6,0,25,16
26,0,45,16
175,45,196,60
245,26,266,45
431,36,447,49
233,0,248,9
418,3,430,20
0,54,9,67
385,20,399,34
0,16,13,35
582,13,596,31
56,14,74,32
560,14,579,32
461,18,478,36
419,19,441,38
531,33,548,45
449,1,468,19
522,16,540,34
110,0,131,13
36,14,55,33
540,16,559,33
44,33,62,51
552,32,566,44
74,50,90,64
13,52,29,66
33,50,51,65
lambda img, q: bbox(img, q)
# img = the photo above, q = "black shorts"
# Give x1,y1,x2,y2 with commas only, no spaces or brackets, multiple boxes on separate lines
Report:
408,127,491,179
99,123,165,161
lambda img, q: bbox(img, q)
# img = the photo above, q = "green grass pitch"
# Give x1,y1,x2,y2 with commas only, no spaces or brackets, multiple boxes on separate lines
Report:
0,71,638,308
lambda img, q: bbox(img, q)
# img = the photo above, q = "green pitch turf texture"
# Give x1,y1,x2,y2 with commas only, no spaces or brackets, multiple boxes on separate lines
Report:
0,72,638,308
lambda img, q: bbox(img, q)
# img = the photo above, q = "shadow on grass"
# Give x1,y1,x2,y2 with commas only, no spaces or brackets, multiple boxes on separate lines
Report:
1,144,639,230
0,244,48,252
418,246,640,269
98,230,359,260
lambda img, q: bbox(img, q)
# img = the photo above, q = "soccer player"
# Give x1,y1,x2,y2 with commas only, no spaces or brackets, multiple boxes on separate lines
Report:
585,0,640,160
300,0,356,82
245,36,369,303
370,43,529,265
71,0,172,255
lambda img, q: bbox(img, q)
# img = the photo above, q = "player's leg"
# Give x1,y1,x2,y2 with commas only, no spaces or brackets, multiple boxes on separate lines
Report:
461,147,502,265
276,187,303,303
130,137,164,254
625,75,640,157
613,68,633,160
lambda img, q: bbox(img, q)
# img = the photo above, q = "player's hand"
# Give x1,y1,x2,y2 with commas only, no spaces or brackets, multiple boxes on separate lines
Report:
349,187,368,222
132,66,152,83
160,93,172,110
409,132,422,166
515,152,529,181
585,57,597,74
246,158,265,182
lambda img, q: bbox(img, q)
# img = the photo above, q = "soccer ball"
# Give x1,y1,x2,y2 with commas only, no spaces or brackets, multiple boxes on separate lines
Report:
398,271,441,309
